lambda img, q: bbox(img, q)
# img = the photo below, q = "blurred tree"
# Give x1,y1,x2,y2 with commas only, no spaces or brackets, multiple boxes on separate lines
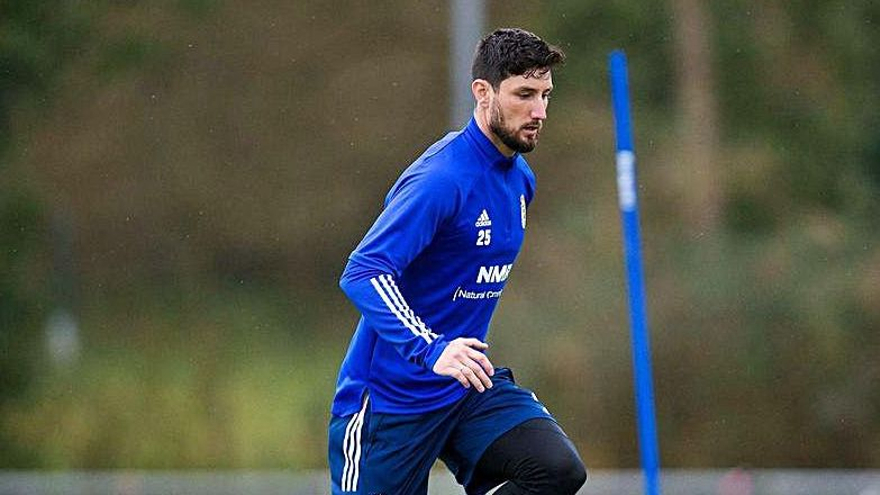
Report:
671,0,721,233
0,0,91,155
0,0,91,466
0,0,216,466
0,191,48,466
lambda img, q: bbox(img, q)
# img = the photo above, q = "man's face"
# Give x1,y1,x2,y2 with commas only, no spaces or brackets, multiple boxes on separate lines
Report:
488,70,554,154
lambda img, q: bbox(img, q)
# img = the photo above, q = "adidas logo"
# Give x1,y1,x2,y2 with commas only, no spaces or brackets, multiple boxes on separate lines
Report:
474,209,492,228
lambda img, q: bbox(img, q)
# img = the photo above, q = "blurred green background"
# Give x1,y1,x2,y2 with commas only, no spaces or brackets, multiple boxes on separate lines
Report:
1,0,879,471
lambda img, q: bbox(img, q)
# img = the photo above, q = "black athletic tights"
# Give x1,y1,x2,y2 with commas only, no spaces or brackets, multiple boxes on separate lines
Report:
468,418,587,495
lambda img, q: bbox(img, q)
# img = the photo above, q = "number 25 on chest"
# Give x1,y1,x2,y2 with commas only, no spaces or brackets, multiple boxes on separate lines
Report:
476,229,492,246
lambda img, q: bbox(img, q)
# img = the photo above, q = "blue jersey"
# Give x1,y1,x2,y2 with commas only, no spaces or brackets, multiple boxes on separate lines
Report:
332,118,536,416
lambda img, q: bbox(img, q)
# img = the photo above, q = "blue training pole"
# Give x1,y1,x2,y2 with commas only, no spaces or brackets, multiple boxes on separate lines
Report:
608,50,662,495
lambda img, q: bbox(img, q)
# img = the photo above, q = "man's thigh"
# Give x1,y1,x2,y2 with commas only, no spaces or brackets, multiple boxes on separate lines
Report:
440,367,556,492
329,395,461,495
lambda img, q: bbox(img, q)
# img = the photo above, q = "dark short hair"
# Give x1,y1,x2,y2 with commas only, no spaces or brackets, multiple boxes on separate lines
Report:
472,28,565,89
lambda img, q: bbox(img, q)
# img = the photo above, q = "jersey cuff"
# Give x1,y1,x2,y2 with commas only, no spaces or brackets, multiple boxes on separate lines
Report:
423,337,449,371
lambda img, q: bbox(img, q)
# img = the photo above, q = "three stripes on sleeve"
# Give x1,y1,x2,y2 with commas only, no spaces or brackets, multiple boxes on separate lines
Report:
369,274,439,344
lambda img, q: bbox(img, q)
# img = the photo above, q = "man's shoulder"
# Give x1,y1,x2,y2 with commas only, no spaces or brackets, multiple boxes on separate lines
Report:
417,128,479,172
400,129,486,188
420,129,462,163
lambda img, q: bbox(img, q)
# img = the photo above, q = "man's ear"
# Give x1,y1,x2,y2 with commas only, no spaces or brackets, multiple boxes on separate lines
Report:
471,79,492,109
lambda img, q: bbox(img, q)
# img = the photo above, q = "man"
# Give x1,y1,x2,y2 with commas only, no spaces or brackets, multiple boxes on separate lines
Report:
329,28,587,495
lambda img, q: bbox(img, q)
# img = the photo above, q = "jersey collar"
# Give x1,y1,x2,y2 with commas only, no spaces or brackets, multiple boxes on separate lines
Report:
464,117,518,168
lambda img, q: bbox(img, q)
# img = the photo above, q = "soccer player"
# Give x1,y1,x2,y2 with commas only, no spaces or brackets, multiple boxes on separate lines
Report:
328,28,587,495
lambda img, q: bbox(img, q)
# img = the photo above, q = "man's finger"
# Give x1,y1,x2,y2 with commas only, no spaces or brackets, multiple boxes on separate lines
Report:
465,347,495,377
458,338,489,350
463,357,493,391
451,367,470,389
459,364,487,392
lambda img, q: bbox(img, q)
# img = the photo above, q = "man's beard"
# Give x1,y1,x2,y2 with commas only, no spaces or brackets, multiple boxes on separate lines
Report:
489,100,541,154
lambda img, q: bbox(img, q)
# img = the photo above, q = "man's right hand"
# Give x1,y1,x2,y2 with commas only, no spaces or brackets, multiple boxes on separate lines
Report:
432,338,495,392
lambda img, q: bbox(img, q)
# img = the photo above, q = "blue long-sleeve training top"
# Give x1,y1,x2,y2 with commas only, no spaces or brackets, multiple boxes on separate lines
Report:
332,117,536,416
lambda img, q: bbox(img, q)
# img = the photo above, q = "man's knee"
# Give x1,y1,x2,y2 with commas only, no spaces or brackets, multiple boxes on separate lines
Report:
542,448,587,494
476,418,587,495
512,439,586,494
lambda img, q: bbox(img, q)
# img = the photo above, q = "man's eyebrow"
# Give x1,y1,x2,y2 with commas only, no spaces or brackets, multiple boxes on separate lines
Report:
509,84,554,97
513,85,554,92
514,86,541,93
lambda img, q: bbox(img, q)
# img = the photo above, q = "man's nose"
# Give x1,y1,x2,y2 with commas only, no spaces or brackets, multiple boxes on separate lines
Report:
531,100,547,120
